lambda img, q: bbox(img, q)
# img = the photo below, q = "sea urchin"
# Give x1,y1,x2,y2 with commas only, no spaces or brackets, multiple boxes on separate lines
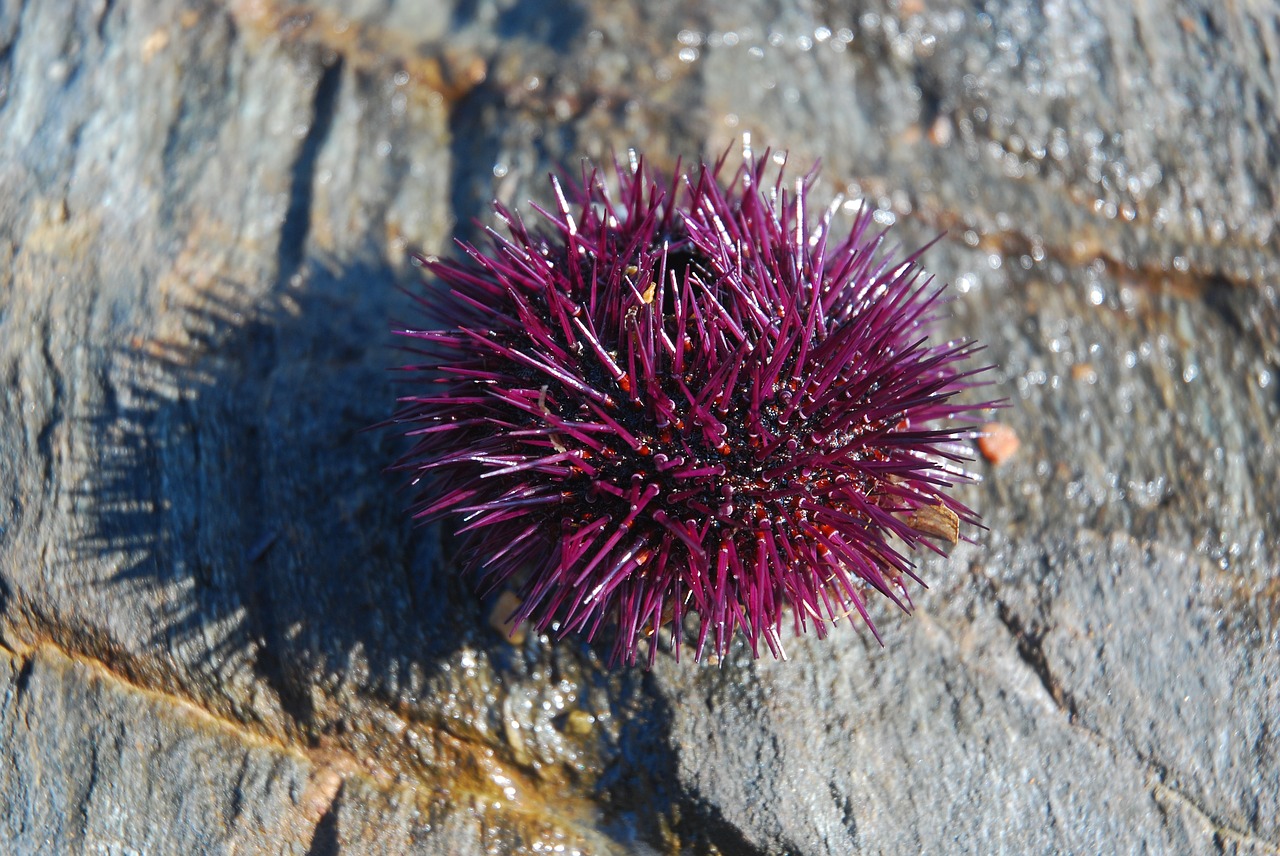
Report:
392,148,991,665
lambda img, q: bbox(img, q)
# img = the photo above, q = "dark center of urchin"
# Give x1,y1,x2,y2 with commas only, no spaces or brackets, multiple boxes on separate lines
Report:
393,153,990,666
554,247,872,535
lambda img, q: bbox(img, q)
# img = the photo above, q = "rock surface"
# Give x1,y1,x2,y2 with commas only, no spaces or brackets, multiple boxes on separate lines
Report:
0,0,1276,853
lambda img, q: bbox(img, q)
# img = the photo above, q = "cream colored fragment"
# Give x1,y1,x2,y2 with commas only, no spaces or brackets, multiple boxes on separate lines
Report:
538,384,566,452
563,710,596,736
489,591,528,645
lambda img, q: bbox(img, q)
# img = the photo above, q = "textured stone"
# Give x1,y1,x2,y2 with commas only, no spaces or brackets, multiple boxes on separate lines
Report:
0,0,1276,853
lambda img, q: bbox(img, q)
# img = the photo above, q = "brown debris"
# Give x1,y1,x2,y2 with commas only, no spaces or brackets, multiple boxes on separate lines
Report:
1071,362,1099,384
907,504,961,546
229,0,487,105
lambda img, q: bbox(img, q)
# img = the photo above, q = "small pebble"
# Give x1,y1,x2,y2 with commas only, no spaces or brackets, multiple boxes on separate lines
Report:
978,422,1020,465
928,115,953,147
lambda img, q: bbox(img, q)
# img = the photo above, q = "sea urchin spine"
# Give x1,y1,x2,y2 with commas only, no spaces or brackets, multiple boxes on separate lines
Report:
392,148,991,665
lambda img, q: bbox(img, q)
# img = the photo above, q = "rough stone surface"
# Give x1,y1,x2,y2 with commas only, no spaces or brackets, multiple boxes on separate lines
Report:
0,0,1276,854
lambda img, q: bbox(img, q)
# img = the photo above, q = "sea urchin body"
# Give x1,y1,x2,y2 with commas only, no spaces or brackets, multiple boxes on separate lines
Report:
392,150,990,665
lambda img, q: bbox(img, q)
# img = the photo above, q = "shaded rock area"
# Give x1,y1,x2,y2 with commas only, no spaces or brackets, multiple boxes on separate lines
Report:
0,0,1276,853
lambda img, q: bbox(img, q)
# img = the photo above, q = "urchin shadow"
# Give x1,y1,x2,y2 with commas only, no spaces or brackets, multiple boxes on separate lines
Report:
451,0,586,53
72,276,266,686
75,250,488,733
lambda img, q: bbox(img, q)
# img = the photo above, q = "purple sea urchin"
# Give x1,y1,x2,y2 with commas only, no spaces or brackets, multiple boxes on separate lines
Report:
392,149,991,665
